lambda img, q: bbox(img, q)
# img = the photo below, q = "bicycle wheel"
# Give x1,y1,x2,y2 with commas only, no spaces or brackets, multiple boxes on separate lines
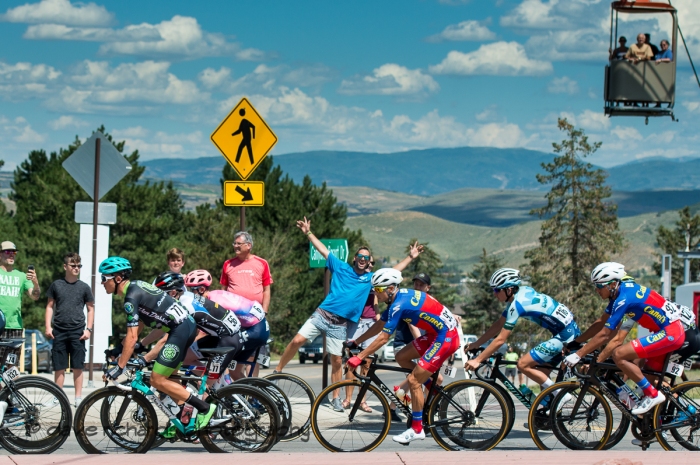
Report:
73,386,158,454
310,380,390,452
653,381,700,451
0,376,72,454
235,377,292,438
264,372,315,441
550,382,612,450
199,384,280,452
427,379,510,451
528,383,567,450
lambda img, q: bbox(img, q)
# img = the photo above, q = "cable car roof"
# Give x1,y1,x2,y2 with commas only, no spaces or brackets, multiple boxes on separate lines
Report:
612,1,676,13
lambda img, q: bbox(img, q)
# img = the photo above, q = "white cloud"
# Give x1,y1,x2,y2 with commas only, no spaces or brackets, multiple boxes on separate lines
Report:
684,101,700,113
0,61,61,98
25,23,161,41
199,67,232,89
429,42,553,76
48,115,88,130
115,129,203,158
428,20,496,42
476,105,498,122
525,29,607,61
1,0,113,26
0,116,46,144
501,0,566,29
548,76,579,94
610,125,642,141
339,64,439,96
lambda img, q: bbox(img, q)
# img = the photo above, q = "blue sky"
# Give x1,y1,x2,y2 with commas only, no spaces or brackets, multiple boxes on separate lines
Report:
0,0,698,172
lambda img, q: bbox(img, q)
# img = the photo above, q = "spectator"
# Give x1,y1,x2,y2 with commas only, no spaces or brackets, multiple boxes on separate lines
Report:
167,248,185,274
220,232,272,313
626,33,653,64
45,253,94,406
504,346,519,385
273,216,423,412
656,39,673,63
0,241,39,368
220,231,272,377
609,36,628,60
645,33,660,57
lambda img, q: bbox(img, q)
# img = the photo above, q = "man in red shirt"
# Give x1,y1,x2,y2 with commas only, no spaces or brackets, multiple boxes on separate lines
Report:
220,231,272,313
220,231,272,377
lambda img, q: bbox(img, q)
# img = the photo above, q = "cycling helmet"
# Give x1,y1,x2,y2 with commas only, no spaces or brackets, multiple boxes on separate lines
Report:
590,262,625,284
185,269,212,288
489,268,521,289
99,256,132,275
371,268,403,288
154,271,185,291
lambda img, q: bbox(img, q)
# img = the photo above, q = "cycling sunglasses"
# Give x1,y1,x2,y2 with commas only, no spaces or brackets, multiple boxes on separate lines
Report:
101,275,116,283
373,286,388,293
356,254,370,261
594,281,614,289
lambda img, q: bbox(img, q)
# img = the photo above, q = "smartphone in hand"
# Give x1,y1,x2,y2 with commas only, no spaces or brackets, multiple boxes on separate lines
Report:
28,265,35,272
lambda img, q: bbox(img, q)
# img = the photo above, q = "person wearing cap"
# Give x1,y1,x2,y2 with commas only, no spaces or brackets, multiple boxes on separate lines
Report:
0,241,40,368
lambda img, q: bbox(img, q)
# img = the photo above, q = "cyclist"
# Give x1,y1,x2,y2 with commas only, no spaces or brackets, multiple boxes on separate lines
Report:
346,268,460,444
99,257,216,431
153,271,243,385
184,269,212,297
564,262,686,414
465,268,580,403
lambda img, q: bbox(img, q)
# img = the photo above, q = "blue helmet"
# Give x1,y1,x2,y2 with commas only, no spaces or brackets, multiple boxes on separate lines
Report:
489,268,521,289
99,256,132,275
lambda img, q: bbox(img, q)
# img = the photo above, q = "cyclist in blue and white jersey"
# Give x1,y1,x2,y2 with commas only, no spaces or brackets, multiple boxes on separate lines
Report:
465,268,580,396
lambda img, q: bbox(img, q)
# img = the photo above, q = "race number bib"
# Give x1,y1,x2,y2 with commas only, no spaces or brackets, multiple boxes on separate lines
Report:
2,366,20,383
667,361,684,377
165,303,189,324
662,301,682,323
250,303,265,321
553,304,574,326
439,307,457,331
676,304,695,327
222,311,241,334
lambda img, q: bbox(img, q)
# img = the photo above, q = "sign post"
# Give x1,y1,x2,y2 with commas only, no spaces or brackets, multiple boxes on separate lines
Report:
210,97,277,230
309,239,349,388
62,132,131,385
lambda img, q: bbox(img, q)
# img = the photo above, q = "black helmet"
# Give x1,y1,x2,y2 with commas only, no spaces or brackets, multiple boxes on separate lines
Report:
154,271,185,292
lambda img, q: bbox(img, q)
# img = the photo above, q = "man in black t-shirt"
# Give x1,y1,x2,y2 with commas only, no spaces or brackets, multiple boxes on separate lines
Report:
45,253,94,406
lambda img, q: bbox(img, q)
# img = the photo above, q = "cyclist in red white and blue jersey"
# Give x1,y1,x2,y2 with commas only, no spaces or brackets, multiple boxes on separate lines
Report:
346,268,460,445
565,262,686,415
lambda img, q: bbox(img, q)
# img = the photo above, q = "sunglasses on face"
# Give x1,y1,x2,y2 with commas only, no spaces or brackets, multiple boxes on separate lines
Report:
67,263,83,269
2,250,17,255
101,275,115,283
233,242,248,247
594,282,611,289
492,288,502,294
373,286,388,293
356,254,370,261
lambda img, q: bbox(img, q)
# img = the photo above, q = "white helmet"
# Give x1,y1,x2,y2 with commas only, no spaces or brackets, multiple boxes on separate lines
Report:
489,268,521,289
590,262,626,284
371,268,403,288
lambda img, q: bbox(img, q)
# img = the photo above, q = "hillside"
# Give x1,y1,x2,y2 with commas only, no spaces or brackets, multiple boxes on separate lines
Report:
142,148,700,195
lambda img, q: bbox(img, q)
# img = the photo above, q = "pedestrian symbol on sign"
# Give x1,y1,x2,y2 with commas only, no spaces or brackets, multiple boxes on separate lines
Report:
233,108,255,165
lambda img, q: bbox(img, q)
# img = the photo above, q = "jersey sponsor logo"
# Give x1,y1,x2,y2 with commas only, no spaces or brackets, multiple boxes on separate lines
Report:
425,342,441,359
124,302,134,314
636,286,647,299
359,275,370,282
136,281,161,295
161,343,180,361
410,291,421,306
614,299,626,311
627,312,635,318
645,330,666,344
644,306,666,324
419,312,444,330
624,282,635,288
445,337,451,342
392,304,401,318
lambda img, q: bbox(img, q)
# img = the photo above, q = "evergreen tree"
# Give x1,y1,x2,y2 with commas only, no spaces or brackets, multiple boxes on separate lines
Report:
654,206,700,289
523,118,625,329
400,238,457,308
462,249,504,335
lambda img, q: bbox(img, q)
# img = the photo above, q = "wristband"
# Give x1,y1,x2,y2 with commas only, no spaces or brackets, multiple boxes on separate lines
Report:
306,231,313,236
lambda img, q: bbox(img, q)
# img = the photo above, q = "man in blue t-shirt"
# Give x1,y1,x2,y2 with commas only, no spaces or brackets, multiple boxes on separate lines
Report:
274,216,423,412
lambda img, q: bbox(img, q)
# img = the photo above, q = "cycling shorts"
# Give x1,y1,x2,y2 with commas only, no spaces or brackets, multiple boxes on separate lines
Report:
632,320,685,372
153,317,197,377
196,332,243,380
235,318,270,362
673,325,700,365
412,329,460,373
530,321,581,365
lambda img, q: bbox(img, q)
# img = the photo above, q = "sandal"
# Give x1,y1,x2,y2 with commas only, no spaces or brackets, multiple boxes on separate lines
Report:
341,399,351,409
360,401,373,413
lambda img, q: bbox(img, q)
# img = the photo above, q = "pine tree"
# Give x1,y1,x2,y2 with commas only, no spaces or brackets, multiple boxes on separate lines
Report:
654,206,700,288
523,118,625,329
462,249,504,335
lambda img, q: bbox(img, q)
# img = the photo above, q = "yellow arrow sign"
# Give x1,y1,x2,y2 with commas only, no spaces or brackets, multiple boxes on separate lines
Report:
211,98,277,180
223,181,265,207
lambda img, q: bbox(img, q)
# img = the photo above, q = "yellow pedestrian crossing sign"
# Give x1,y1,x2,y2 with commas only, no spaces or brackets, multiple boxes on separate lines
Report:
223,181,265,207
211,98,277,180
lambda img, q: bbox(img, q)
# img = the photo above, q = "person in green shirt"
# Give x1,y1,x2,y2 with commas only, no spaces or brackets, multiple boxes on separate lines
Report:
0,241,40,368
504,346,520,385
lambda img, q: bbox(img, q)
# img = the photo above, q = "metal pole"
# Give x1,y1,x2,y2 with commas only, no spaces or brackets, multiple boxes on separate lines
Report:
662,254,672,299
685,258,691,284
31,332,38,375
322,268,330,389
240,206,246,231
88,137,101,385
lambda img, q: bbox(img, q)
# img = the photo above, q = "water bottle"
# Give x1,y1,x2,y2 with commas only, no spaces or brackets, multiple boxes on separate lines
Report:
161,395,180,417
520,384,535,403
180,405,194,425
393,386,410,405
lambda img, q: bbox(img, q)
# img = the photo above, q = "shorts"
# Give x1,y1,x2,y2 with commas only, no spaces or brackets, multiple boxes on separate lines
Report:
298,311,346,356
347,318,377,349
51,327,86,370
412,329,460,373
0,328,23,367
672,326,700,365
153,317,197,377
197,332,243,380
632,320,685,372
530,322,581,365
235,318,270,362
505,367,517,377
